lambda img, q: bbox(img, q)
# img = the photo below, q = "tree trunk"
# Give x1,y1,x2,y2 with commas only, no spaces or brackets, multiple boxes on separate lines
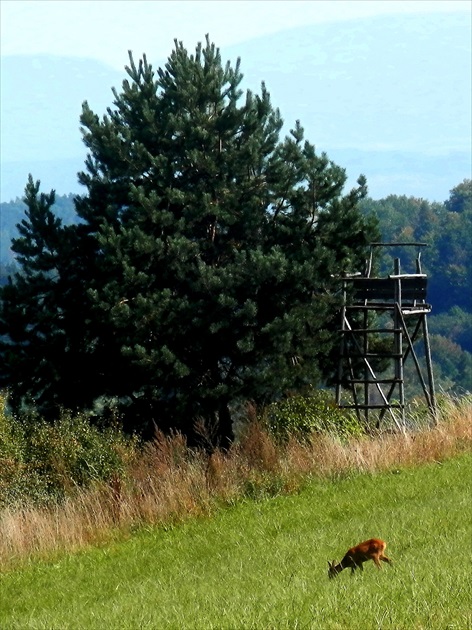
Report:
216,400,234,451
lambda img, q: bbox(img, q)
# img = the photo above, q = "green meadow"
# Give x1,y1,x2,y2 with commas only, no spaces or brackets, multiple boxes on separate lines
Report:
1,453,470,629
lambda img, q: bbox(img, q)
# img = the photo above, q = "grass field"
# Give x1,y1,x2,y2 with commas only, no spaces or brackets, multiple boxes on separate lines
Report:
1,453,470,629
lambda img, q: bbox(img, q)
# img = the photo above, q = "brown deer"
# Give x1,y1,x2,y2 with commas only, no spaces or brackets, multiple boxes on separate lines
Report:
328,538,392,578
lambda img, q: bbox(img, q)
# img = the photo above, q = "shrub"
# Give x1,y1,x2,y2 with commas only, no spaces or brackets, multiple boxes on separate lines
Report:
0,393,139,507
22,412,138,490
264,389,364,442
0,393,50,506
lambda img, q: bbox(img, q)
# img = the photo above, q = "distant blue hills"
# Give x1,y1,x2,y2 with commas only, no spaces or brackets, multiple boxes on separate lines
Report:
1,11,470,204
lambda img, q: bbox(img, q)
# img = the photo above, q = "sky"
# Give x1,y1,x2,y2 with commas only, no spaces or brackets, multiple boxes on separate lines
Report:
1,0,470,70
1,0,470,203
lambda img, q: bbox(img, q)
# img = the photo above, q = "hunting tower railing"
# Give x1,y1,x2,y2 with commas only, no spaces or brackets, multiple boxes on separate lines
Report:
335,243,437,430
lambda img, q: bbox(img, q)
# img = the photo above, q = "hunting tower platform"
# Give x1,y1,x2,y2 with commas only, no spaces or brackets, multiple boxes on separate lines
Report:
335,243,437,430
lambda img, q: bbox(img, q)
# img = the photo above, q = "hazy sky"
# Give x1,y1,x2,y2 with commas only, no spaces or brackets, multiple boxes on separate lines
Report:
1,0,470,69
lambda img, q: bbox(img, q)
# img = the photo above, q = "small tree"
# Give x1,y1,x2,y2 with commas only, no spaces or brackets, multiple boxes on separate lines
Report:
0,37,378,446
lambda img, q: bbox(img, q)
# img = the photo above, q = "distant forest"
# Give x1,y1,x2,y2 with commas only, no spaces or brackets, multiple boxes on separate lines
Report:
359,179,471,394
1,179,471,393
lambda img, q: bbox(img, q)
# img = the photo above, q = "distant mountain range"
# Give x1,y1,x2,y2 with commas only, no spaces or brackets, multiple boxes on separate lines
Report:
1,12,471,203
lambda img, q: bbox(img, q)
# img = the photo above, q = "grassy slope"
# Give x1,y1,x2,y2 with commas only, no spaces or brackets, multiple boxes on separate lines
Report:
1,454,471,630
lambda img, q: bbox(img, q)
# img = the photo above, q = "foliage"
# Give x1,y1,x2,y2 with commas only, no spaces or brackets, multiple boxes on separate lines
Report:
429,335,472,394
429,306,472,353
0,194,78,265
358,180,472,395
0,393,138,508
445,178,472,213
0,37,377,444
0,179,99,419
359,179,472,313
264,388,364,441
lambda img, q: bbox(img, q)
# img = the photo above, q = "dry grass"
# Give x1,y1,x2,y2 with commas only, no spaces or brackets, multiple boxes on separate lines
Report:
0,396,471,570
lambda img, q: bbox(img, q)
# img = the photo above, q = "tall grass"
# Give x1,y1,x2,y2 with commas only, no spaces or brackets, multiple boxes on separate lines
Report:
0,394,471,569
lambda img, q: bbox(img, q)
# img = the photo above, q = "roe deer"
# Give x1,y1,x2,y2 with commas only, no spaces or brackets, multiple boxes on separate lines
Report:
328,538,392,578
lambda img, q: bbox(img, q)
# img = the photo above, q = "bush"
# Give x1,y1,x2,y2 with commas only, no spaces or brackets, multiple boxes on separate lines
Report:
0,393,139,507
23,413,137,489
264,389,364,442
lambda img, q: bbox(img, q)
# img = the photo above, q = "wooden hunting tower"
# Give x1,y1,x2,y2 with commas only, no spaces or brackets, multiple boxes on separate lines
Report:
335,243,437,430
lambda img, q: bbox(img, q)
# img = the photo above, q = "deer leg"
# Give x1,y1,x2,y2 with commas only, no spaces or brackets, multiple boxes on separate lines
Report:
381,555,392,564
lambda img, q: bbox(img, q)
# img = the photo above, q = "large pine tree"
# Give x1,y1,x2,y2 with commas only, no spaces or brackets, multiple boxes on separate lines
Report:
0,37,378,445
